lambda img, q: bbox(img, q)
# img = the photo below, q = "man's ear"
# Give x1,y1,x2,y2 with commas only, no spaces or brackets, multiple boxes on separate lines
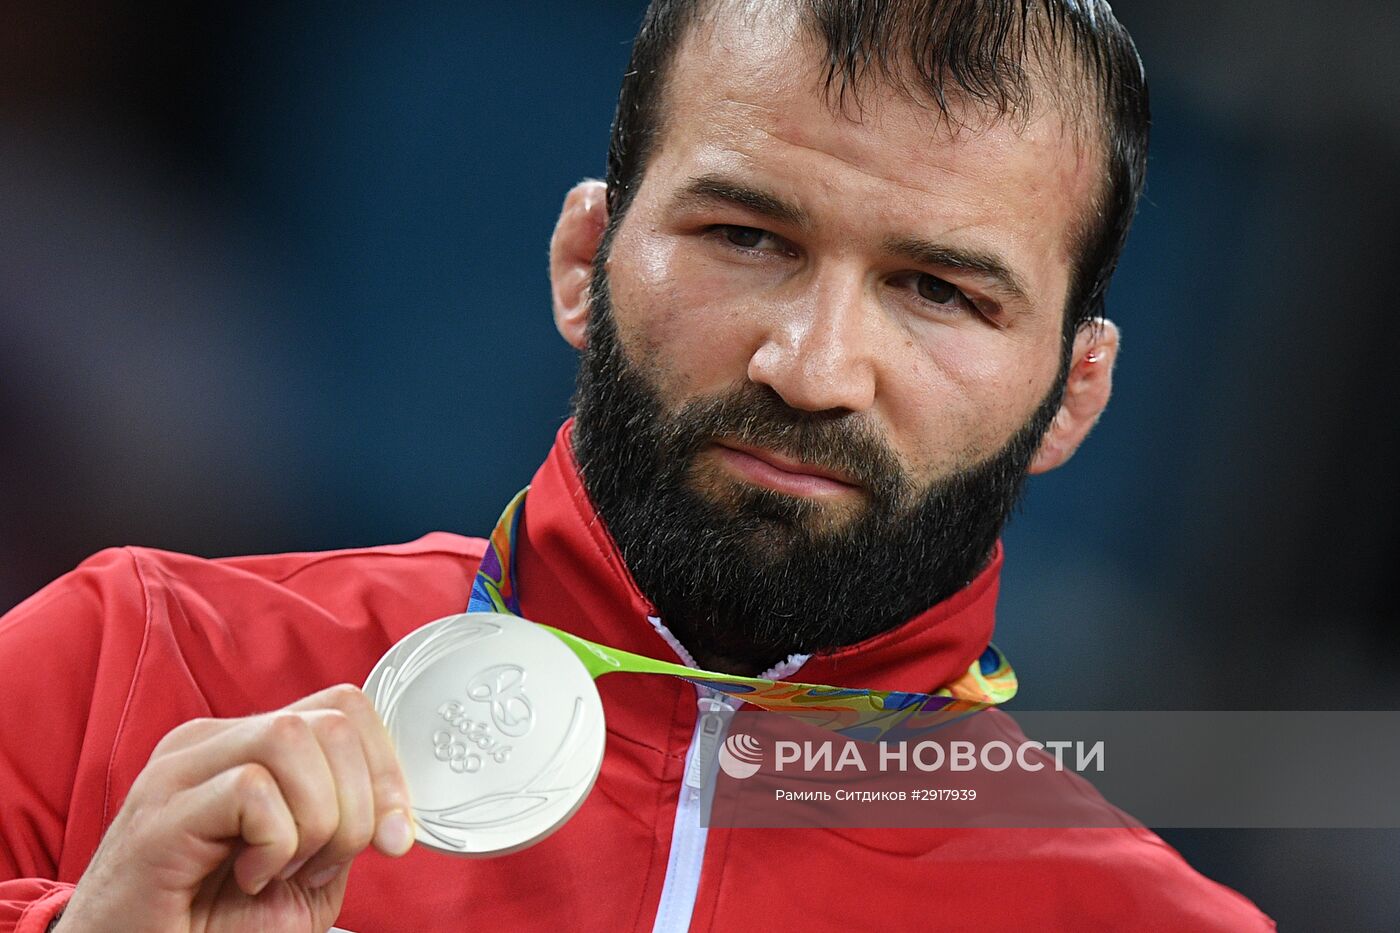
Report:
549,179,610,350
1028,319,1121,475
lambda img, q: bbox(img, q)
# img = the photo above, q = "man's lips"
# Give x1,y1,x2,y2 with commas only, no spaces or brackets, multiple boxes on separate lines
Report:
710,441,862,499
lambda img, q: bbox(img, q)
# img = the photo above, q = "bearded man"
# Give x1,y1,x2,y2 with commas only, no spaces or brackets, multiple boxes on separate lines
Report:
0,1,1273,930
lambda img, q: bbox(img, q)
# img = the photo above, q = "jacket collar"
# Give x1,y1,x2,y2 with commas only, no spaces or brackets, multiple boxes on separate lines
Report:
515,421,1004,695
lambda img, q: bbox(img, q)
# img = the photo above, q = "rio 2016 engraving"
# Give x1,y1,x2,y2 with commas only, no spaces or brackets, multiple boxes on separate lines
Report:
432,663,536,776
433,701,514,774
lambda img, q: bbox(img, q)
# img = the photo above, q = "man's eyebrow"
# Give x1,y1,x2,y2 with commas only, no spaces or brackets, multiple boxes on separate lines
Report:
884,235,1032,307
672,174,810,229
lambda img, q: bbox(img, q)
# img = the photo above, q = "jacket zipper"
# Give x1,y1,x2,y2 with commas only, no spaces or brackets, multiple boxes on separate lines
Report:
651,688,736,933
647,616,808,933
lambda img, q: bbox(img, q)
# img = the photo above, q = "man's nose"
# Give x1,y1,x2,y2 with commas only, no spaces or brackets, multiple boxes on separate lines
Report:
746,270,878,414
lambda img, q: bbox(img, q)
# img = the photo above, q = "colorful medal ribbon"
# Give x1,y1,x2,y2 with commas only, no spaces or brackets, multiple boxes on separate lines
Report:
468,488,1016,743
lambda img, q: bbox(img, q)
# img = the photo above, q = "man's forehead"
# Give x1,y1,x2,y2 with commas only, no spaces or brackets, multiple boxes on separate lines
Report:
659,2,1102,198
646,6,1103,307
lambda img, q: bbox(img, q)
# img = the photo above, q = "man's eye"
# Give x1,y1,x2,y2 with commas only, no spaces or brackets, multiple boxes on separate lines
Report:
720,225,772,250
915,273,960,305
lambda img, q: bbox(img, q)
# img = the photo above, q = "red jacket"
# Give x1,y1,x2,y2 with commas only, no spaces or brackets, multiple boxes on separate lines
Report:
0,423,1272,931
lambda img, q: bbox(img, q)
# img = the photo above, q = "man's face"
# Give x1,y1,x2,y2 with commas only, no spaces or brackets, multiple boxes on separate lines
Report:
602,11,1099,526
569,8,1105,671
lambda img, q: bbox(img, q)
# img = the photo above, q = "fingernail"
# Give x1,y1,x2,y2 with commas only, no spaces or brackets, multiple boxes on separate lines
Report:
277,855,310,881
375,809,415,856
306,862,345,889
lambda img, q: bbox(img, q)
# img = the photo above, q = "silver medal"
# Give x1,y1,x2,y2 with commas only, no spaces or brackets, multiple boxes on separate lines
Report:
364,612,606,857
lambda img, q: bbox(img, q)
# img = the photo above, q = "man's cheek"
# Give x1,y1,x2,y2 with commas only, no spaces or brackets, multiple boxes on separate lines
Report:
635,287,765,390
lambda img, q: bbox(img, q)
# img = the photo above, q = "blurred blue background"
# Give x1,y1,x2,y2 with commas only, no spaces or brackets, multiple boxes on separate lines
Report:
2,1,1396,927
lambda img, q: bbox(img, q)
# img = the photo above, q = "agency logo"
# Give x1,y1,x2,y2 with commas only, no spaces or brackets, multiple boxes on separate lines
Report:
718,733,764,780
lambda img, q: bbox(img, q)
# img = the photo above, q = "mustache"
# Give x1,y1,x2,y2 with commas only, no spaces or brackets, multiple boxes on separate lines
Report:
654,383,913,503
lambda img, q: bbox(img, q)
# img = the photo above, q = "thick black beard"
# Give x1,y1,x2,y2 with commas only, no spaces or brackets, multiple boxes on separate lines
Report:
572,266,1067,673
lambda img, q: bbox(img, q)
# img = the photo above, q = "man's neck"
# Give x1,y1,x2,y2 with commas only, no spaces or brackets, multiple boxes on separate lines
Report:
684,643,768,678
660,613,796,677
